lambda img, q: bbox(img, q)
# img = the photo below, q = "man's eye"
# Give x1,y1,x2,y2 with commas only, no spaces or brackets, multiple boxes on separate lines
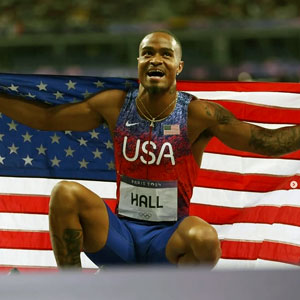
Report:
163,52,172,57
143,51,152,56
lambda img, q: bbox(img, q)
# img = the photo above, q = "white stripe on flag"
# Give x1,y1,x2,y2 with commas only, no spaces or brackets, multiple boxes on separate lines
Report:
188,91,300,108
0,213,48,231
214,223,300,245
202,153,300,175
248,122,294,129
191,187,300,207
0,249,97,268
215,259,299,270
0,177,116,197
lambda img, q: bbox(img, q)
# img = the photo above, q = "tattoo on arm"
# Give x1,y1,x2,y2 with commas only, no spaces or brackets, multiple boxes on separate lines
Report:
52,228,83,268
214,104,235,125
249,126,300,156
205,102,236,125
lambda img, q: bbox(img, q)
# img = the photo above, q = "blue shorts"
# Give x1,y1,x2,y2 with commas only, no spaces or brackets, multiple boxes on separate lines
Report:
85,204,185,265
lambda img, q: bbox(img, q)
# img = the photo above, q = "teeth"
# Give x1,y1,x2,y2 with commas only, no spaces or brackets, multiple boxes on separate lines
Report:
147,70,164,77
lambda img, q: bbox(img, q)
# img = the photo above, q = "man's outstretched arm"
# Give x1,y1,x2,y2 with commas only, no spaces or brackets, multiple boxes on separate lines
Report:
203,100,300,156
0,89,126,132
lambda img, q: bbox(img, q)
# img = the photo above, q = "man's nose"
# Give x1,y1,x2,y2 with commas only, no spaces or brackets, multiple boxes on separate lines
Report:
150,54,163,65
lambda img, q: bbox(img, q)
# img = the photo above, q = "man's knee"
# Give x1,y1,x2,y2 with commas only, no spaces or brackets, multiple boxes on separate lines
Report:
49,180,81,213
178,216,221,265
189,222,221,264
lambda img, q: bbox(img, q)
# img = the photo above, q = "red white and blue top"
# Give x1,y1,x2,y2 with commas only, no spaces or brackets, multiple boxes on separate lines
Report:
113,89,199,221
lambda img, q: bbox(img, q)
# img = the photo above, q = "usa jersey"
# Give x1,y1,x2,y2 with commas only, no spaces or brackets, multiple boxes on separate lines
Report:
114,89,199,220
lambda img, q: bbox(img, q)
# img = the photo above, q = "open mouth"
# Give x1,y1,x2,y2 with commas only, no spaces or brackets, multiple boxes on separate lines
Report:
147,69,165,78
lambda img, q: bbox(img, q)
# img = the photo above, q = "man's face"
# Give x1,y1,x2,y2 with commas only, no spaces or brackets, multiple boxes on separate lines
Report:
137,32,184,94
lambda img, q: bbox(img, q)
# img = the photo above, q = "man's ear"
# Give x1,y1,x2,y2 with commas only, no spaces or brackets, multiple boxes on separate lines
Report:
176,61,184,76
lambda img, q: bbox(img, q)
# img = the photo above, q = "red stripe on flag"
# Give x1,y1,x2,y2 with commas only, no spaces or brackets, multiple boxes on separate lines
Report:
195,169,300,192
0,266,96,273
177,80,300,93
0,194,49,214
0,195,117,214
0,231,51,250
190,204,300,226
0,266,58,273
221,240,300,265
211,100,300,124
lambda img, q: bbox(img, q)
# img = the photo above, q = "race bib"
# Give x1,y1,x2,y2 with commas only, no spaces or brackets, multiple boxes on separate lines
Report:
118,175,178,222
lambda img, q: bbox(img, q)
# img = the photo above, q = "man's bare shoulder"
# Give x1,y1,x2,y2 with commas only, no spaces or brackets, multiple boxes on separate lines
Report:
89,89,127,108
86,89,128,129
188,97,216,121
188,97,235,125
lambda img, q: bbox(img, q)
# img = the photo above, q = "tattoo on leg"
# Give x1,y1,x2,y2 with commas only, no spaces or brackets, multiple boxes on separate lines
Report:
52,234,65,262
52,228,83,267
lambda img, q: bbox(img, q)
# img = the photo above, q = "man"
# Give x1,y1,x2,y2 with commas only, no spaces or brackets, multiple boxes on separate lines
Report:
0,31,299,268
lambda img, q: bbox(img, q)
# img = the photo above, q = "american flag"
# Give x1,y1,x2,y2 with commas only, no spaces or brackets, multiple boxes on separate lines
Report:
0,74,299,272
163,124,180,136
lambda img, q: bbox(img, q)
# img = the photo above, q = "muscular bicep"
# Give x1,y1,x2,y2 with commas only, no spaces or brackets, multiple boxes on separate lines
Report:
208,102,300,156
211,117,253,152
45,89,126,131
46,100,103,131
205,102,260,153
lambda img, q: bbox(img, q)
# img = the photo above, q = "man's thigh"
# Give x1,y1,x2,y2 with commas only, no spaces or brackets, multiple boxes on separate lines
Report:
123,218,185,264
84,204,136,265
50,181,110,254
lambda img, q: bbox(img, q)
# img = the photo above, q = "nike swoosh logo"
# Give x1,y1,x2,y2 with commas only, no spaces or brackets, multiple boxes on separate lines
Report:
126,121,139,127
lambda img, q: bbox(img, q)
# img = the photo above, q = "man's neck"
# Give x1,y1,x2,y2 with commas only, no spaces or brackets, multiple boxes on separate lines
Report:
137,85,178,120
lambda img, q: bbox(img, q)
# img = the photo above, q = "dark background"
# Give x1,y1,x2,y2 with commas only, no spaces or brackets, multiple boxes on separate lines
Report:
1,0,300,82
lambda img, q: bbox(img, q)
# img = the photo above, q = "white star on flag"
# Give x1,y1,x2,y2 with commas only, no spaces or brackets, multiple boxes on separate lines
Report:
77,137,88,146
92,148,102,159
107,160,115,170
8,143,19,154
82,90,92,98
50,133,61,144
8,84,19,92
7,120,18,131
89,130,100,139
105,140,113,149
36,144,47,155
23,155,33,166
26,92,36,98
51,156,61,167
22,132,33,142
94,80,105,88
79,158,89,169
64,146,75,157
53,91,64,99
36,81,47,91
65,80,77,90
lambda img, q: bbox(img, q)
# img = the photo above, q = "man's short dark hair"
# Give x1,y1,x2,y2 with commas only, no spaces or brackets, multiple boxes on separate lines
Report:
141,30,183,60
